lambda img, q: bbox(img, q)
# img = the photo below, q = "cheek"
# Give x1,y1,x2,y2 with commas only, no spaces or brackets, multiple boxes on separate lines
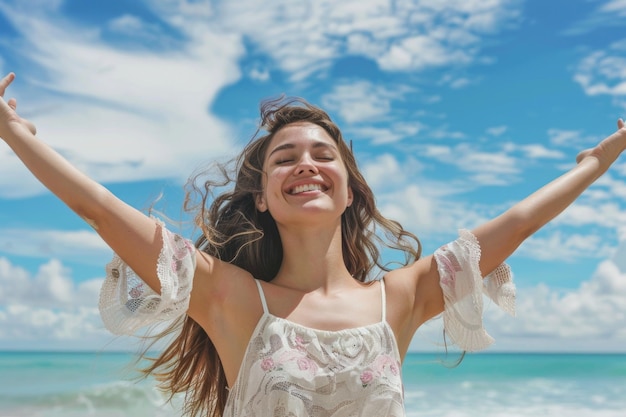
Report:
262,170,286,204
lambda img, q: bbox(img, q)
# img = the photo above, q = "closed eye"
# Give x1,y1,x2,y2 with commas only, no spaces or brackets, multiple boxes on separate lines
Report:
275,158,294,165
315,154,335,161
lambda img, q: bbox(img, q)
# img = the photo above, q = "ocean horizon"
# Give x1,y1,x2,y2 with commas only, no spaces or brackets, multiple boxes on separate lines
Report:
1,350,625,416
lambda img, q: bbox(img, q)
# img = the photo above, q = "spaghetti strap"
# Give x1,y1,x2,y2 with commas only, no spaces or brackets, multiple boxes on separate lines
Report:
380,278,387,322
254,279,269,314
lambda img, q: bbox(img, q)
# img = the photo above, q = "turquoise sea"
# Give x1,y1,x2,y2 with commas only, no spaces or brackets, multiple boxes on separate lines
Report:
0,351,624,416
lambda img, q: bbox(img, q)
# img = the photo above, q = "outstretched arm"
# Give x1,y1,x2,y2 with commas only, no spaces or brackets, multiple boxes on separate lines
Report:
396,118,625,336
0,73,173,296
473,118,625,277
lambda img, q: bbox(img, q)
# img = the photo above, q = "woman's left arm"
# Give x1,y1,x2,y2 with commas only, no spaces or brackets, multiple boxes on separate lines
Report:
473,119,625,277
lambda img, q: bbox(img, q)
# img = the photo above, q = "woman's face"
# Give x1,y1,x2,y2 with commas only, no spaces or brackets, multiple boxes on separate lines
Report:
257,122,353,226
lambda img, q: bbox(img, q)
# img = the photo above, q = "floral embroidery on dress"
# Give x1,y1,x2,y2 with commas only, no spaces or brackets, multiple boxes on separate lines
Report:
358,354,401,388
98,220,196,335
434,228,516,352
260,357,275,372
360,369,374,387
436,246,462,287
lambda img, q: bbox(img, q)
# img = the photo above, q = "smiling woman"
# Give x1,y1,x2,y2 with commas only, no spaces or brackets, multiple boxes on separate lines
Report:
0,71,625,417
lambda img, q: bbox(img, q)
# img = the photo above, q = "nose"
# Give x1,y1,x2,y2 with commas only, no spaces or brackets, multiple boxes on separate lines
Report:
294,153,318,175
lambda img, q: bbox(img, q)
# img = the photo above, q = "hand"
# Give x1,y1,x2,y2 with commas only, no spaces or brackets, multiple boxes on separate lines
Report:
0,72,37,140
576,118,626,169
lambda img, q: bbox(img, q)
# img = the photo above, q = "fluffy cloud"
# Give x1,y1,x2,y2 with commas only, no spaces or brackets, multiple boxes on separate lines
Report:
518,231,613,261
0,0,524,198
486,125,507,136
0,256,111,348
412,236,626,352
322,80,413,124
502,247,626,345
422,143,520,185
563,0,626,36
0,254,177,350
574,37,626,109
215,0,521,80
0,228,110,264
0,1,243,198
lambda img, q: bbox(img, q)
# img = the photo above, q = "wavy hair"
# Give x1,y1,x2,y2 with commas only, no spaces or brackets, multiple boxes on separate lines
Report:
139,97,422,417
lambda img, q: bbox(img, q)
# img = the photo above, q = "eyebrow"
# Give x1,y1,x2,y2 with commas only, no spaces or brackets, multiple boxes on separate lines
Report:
267,141,338,158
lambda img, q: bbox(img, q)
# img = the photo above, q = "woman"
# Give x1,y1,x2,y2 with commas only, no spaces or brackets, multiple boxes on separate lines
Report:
1,72,624,417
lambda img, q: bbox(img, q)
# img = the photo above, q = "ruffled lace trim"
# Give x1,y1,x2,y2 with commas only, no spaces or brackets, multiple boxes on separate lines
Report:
98,220,196,335
434,229,515,351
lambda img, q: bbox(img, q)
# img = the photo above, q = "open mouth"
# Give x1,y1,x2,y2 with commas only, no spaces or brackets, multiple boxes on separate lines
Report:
288,183,328,195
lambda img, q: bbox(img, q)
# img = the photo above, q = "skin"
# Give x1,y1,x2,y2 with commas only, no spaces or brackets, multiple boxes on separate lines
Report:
1,72,625,388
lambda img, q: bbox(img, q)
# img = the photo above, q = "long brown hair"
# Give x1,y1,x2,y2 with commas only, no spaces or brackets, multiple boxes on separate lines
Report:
139,97,421,417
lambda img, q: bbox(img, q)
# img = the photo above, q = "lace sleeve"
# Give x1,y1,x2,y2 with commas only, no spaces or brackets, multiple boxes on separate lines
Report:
98,220,196,335
434,229,516,351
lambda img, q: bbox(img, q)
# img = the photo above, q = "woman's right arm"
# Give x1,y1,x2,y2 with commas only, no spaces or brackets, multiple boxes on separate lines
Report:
0,73,211,313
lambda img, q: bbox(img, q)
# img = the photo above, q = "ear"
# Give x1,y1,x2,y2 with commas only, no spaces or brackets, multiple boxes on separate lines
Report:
346,186,354,207
255,193,268,212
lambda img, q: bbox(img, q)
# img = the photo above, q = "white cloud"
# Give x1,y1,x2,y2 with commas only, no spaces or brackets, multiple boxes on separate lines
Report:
548,129,583,146
376,183,489,239
547,128,602,149
348,122,424,145
600,0,626,14
0,256,108,345
451,78,471,89
427,126,466,140
504,244,626,345
412,235,626,352
563,0,626,36
0,0,523,198
108,14,153,35
517,144,565,159
0,2,244,198
614,161,626,176
0,228,111,265
486,125,507,136
322,80,412,124
555,200,626,229
595,174,626,199
0,255,147,350
216,0,521,80
0,255,172,350
574,39,626,108
423,143,520,185
377,185,440,235
361,153,407,189
519,231,613,261
249,66,270,82
0,257,100,308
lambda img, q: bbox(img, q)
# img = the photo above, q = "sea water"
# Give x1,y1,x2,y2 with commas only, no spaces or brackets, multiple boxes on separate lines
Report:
402,352,626,417
0,351,624,416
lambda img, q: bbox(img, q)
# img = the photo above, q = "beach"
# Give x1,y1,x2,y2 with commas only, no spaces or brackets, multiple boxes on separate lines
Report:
1,351,624,417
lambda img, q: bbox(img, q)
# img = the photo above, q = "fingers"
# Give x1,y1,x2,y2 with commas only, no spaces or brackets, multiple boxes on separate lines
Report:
0,72,15,96
618,118,625,129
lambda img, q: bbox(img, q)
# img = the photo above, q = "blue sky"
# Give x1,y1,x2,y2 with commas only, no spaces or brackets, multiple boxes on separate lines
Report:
0,0,625,353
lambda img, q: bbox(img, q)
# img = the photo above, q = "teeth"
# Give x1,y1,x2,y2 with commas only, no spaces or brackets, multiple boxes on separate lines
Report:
292,183,323,194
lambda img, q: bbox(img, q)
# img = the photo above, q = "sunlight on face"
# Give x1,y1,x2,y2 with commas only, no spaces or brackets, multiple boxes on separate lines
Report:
258,122,353,222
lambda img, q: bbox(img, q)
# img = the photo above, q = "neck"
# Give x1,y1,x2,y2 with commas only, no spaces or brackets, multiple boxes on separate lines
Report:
272,219,354,293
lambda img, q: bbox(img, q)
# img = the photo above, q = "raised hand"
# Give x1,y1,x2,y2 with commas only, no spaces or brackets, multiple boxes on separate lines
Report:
576,118,626,168
0,72,37,139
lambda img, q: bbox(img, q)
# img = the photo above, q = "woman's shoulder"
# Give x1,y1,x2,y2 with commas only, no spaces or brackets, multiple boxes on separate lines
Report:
383,254,438,290
382,255,444,332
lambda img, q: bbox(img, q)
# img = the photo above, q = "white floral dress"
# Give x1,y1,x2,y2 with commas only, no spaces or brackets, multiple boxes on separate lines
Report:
98,226,515,417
